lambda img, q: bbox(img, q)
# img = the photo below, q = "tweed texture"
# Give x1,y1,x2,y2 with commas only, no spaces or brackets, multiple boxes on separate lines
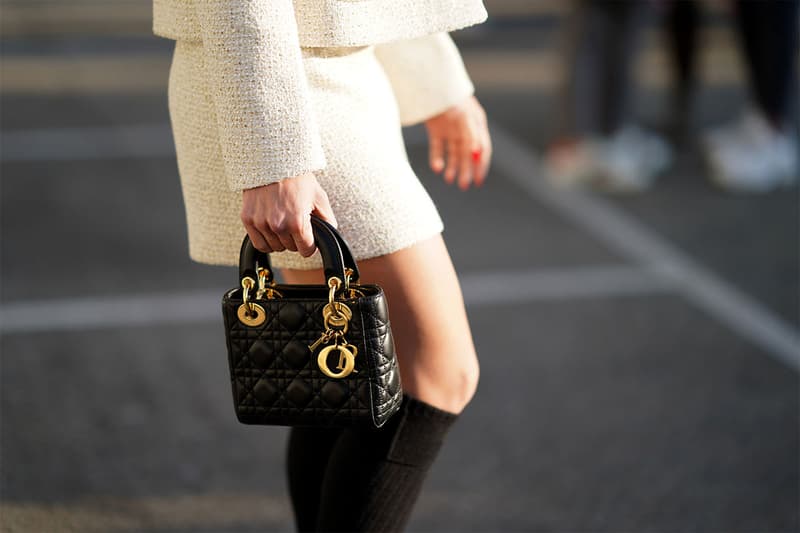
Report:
155,0,486,191
375,32,476,126
167,39,468,268
152,0,488,47
183,0,327,190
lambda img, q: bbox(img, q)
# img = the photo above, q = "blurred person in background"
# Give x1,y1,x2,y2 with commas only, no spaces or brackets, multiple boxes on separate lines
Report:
702,0,799,192
665,0,699,142
544,0,673,193
545,0,799,194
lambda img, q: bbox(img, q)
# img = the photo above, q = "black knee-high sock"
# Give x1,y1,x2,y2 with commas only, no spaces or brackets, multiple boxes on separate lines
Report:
286,426,343,532
314,394,459,532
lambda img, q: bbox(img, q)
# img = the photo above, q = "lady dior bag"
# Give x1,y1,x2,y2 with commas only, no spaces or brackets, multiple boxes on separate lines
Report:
221,215,403,428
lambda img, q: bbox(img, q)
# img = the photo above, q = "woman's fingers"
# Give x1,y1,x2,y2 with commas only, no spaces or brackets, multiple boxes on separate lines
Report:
250,223,284,253
249,216,282,252
471,102,491,187
472,145,485,187
313,186,338,228
293,215,316,258
429,134,445,174
473,124,491,188
444,136,459,184
277,231,298,252
479,128,492,186
245,226,272,253
458,141,474,190
424,96,491,190
239,174,339,258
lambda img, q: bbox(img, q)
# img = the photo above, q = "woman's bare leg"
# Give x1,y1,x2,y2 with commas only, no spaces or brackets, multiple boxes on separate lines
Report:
278,232,479,415
282,233,477,530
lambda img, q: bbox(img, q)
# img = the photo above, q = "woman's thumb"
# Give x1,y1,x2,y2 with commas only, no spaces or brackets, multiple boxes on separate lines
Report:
312,188,338,228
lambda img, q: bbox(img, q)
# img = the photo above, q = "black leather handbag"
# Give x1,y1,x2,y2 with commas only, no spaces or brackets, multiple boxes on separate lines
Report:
221,215,403,428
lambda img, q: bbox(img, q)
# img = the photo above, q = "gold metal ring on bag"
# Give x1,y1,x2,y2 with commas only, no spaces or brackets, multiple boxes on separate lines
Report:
238,276,266,327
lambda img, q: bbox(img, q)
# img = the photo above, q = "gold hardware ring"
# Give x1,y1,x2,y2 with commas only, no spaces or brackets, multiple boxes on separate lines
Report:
238,276,267,327
237,302,266,327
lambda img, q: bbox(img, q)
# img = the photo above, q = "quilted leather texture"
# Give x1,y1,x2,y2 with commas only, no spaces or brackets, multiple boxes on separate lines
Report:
222,284,402,428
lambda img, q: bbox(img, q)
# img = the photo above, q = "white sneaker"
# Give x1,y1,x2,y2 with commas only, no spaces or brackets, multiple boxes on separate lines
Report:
543,138,604,189
703,108,799,193
593,125,673,193
703,106,764,152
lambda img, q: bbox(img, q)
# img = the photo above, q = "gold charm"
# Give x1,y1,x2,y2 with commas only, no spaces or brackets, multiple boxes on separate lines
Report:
308,329,336,353
237,302,266,327
317,343,356,379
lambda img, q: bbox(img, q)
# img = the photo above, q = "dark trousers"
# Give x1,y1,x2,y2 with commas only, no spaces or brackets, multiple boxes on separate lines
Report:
735,0,799,124
668,0,799,125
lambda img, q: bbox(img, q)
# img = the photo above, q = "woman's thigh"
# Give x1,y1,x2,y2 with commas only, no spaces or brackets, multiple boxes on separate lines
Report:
278,233,479,413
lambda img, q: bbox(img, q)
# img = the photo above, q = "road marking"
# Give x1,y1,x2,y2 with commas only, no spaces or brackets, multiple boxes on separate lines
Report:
0,288,222,334
1,55,170,94
0,265,672,334
0,45,756,95
0,491,290,532
2,2,152,38
0,487,465,532
1,123,175,162
490,124,800,372
460,265,673,305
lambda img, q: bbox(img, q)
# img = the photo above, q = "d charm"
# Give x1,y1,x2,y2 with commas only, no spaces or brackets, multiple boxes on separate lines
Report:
317,344,357,379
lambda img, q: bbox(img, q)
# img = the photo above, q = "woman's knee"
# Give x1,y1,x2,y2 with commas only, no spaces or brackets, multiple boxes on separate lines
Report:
451,351,480,412
405,341,480,415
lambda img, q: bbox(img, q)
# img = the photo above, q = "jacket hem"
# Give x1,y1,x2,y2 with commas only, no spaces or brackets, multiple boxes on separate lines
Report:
152,0,488,46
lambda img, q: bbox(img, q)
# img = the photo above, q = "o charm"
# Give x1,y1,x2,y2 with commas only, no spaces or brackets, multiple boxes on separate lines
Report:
317,344,356,379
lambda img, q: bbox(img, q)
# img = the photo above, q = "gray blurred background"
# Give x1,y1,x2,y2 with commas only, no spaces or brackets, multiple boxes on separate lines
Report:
1,0,798,531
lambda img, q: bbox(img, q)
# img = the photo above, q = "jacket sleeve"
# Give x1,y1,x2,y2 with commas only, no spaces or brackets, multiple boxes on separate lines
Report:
194,0,326,191
374,32,475,127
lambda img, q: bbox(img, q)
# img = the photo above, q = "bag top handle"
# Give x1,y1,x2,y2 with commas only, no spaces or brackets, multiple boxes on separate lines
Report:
311,216,360,283
238,214,360,287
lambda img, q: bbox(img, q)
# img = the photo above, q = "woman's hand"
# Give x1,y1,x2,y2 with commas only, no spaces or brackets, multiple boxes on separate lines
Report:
424,95,492,190
241,173,337,256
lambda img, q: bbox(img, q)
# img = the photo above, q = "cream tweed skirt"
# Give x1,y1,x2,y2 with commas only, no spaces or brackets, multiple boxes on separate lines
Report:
167,40,444,270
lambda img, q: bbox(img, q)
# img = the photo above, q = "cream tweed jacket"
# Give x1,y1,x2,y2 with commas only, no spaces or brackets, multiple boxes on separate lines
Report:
153,0,488,191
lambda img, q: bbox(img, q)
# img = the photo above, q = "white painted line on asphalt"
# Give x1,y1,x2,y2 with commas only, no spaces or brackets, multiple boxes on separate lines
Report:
490,123,800,372
460,265,674,306
1,123,175,162
1,55,169,93
0,490,289,531
0,486,466,531
0,265,672,334
0,289,222,333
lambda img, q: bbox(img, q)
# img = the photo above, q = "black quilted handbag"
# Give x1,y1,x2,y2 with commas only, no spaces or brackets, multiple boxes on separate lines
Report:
221,215,403,428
